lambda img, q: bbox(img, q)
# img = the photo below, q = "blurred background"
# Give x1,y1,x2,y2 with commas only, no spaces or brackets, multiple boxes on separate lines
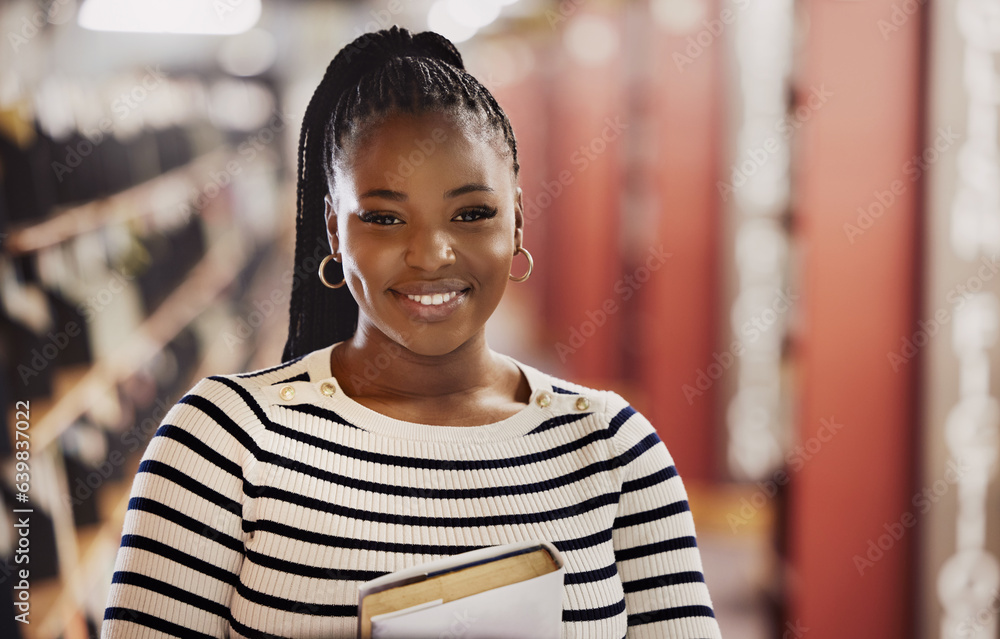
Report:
0,0,995,637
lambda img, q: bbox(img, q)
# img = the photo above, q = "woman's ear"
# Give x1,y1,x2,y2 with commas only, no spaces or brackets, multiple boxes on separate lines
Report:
513,187,524,250
324,193,339,257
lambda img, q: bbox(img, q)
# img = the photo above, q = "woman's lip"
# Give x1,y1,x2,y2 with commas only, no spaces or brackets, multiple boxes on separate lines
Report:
391,289,468,322
391,280,471,296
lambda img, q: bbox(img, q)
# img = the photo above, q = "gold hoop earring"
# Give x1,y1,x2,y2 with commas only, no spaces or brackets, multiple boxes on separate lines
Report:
318,254,346,289
509,247,533,282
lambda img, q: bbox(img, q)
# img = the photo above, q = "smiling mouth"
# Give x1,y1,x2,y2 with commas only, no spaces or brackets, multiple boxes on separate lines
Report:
391,288,470,322
405,291,461,306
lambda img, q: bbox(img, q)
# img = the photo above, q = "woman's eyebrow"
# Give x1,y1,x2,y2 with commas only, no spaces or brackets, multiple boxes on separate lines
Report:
359,184,494,201
444,183,494,198
360,188,407,201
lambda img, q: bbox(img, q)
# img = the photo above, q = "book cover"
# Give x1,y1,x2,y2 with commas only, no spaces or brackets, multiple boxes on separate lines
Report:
357,539,565,639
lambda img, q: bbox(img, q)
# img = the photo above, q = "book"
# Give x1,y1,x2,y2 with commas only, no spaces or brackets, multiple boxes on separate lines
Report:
357,539,565,639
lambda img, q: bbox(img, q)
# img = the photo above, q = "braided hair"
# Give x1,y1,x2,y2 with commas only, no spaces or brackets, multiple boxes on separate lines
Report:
281,26,520,362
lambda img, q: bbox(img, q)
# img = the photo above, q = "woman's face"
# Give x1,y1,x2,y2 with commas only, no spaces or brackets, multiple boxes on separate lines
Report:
325,110,523,357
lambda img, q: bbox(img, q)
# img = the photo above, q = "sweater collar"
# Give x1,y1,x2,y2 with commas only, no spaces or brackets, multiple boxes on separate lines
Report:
290,342,580,442
303,341,550,398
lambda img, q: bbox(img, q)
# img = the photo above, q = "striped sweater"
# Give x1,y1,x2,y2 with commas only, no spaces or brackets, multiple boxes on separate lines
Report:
102,342,722,638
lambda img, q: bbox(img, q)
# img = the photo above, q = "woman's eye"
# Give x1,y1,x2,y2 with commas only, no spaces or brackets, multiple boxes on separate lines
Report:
360,212,402,225
454,207,498,222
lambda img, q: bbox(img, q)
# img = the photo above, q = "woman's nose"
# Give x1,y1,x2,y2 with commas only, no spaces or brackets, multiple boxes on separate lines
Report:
404,226,456,272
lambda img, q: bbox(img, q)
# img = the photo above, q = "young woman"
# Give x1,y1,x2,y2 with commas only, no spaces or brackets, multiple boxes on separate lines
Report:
102,26,723,639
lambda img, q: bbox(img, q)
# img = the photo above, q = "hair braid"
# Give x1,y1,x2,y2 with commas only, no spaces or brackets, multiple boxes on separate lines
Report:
281,26,520,362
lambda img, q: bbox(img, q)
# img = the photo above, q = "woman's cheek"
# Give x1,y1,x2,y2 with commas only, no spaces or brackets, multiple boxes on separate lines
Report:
468,246,510,283
477,232,514,261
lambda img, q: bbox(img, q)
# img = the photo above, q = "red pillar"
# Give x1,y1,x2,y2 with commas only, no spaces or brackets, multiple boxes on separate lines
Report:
635,2,725,482
786,1,924,636
540,8,627,385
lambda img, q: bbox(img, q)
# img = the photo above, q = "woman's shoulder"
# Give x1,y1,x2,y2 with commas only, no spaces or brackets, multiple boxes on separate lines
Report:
509,356,639,422
514,360,665,462
147,353,316,449
176,351,316,410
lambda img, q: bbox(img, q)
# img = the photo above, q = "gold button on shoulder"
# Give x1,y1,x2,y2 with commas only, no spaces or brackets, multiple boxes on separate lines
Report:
576,396,590,411
320,382,336,397
536,392,552,408
279,385,296,401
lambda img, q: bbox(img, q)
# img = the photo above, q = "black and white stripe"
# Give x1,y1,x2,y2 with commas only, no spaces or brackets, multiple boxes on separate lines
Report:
102,346,721,638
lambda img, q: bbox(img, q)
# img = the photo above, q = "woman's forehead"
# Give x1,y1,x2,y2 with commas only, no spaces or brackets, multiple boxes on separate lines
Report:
348,111,489,153
340,111,512,187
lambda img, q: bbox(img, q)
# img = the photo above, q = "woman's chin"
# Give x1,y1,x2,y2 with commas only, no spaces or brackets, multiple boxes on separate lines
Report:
382,326,478,359
396,337,464,358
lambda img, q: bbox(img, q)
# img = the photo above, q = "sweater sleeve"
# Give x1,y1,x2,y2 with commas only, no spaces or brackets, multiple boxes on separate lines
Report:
102,376,260,638
608,396,723,639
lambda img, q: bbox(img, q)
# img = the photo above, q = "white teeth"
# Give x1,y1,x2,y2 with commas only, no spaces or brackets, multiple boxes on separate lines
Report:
406,291,459,306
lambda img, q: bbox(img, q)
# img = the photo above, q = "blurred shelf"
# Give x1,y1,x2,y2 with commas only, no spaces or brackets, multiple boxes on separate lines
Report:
27,318,263,639
4,365,89,454
29,455,141,639
4,171,295,639
24,226,251,454
4,148,234,257
22,222,293,639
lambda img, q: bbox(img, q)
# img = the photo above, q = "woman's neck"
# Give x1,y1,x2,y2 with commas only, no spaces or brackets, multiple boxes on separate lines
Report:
330,328,507,402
